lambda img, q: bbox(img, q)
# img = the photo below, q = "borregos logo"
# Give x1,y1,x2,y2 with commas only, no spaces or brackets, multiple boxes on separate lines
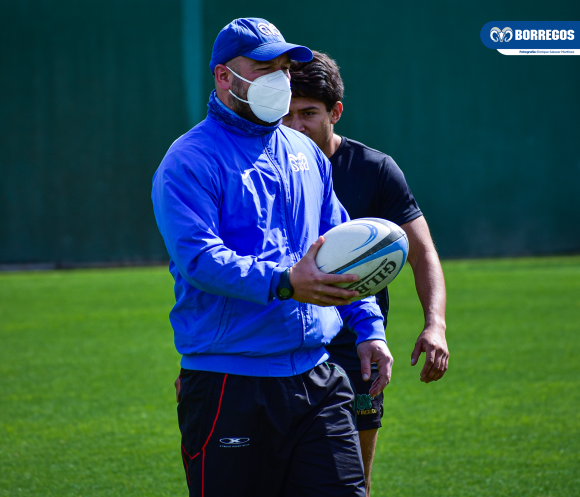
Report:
514,29,574,41
289,153,309,172
257,22,281,36
490,27,513,42
481,21,579,55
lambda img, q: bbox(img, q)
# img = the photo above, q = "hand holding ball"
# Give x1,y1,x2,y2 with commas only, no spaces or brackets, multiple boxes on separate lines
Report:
315,218,409,301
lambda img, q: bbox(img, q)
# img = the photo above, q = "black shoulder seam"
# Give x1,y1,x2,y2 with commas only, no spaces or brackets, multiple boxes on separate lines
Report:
342,137,392,162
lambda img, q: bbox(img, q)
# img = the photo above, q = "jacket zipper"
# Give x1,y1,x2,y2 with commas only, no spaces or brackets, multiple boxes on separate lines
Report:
262,135,305,375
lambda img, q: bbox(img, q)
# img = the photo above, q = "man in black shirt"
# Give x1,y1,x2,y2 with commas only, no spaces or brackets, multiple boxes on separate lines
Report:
283,51,449,496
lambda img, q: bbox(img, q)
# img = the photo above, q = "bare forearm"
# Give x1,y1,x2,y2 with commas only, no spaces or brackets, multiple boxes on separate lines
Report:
401,216,449,381
410,248,446,331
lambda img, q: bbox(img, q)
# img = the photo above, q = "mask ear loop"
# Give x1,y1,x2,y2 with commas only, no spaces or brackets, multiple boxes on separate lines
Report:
226,66,255,105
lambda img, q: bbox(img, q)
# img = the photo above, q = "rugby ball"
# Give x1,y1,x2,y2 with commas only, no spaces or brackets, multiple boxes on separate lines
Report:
315,218,408,301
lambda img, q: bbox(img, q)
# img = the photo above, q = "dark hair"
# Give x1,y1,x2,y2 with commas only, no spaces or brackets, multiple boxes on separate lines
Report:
290,51,344,111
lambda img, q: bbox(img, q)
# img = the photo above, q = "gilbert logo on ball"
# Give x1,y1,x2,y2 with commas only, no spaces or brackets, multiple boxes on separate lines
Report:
315,218,409,301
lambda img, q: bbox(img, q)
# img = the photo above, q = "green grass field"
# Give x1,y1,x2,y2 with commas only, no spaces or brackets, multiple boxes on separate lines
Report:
1,257,579,496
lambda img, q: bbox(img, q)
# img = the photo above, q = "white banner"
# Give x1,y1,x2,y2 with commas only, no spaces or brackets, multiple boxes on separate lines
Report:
498,48,580,55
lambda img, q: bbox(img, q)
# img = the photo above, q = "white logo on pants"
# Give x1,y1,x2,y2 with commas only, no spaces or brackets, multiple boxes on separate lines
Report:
219,437,250,448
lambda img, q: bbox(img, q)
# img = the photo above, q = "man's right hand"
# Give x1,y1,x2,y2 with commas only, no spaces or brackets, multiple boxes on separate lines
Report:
289,236,359,306
357,339,393,397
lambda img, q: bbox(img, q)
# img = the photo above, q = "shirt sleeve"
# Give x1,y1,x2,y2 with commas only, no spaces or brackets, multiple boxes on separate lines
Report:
378,156,423,226
152,150,278,306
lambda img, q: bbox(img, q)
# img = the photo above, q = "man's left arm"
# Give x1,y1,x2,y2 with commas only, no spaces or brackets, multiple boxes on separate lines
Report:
401,216,449,383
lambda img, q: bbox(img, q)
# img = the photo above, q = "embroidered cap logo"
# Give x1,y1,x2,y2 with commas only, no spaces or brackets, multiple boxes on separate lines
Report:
257,22,281,36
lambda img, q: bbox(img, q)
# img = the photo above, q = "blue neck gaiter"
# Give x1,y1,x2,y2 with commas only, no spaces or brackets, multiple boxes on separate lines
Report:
207,90,280,137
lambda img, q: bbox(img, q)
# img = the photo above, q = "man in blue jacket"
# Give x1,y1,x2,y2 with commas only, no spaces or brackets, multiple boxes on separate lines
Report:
152,18,392,497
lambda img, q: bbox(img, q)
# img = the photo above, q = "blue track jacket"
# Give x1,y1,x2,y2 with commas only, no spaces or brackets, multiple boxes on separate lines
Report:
152,92,385,376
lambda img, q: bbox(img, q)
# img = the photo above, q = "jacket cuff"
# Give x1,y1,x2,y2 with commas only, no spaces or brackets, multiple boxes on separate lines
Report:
269,266,287,302
354,317,387,346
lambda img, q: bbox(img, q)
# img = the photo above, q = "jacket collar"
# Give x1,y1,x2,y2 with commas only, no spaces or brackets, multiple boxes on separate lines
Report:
207,90,280,137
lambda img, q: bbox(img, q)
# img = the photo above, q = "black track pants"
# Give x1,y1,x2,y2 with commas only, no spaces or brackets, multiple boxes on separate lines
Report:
178,363,366,497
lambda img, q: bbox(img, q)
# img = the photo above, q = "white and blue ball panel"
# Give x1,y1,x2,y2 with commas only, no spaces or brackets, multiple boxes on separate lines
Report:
315,218,409,301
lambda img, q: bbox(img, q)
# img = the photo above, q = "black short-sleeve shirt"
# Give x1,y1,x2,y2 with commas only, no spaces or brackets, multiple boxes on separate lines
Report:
326,137,423,370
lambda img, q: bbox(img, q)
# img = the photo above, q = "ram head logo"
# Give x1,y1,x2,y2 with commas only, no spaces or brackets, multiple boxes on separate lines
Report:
490,27,513,42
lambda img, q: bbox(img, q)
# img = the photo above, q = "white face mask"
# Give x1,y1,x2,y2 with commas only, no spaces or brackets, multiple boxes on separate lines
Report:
227,66,291,123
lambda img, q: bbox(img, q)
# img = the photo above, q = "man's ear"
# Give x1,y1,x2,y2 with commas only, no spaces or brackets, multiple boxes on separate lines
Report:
214,65,232,91
330,101,343,125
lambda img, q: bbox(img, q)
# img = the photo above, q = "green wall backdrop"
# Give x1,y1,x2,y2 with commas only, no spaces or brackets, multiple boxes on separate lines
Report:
0,0,188,264
1,0,579,264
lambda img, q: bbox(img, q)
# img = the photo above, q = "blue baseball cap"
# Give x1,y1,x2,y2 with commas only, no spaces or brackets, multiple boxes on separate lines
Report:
209,18,313,73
